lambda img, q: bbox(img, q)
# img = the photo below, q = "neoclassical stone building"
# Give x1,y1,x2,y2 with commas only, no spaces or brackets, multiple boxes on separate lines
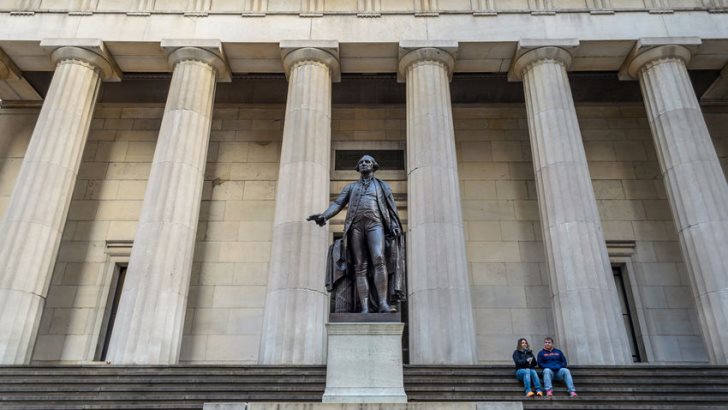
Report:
0,0,727,370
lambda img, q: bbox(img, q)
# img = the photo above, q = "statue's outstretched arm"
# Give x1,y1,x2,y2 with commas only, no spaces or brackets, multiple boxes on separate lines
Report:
307,184,351,227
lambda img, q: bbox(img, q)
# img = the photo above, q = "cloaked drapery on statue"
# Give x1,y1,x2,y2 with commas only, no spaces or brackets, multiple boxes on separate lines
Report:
308,155,406,313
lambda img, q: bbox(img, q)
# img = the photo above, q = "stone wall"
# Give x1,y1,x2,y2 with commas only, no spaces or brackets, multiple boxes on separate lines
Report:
0,102,725,364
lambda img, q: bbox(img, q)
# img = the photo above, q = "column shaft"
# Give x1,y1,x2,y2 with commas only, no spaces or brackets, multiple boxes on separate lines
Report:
0,57,102,364
258,51,335,364
637,53,728,363
402,48,478,364
106,57,218,364
518,48,632,364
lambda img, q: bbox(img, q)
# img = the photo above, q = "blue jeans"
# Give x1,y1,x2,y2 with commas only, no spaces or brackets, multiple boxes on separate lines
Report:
543,368,576,392
515,368,542,394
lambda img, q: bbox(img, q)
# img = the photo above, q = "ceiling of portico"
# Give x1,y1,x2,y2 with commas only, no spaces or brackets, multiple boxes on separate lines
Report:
2,37,722,106
18,69,720,106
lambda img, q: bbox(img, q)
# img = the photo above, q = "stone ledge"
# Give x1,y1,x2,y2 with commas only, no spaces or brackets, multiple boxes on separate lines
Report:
203,403,523,410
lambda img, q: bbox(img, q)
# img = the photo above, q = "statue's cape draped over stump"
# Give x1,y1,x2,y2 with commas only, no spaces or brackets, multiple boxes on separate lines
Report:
323,177,406,313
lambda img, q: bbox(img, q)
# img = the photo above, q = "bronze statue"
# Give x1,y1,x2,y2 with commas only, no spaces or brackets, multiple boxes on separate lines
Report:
308,155,406,314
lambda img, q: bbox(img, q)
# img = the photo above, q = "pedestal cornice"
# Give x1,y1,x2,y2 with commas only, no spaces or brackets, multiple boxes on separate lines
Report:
508,39,579,81
280,41,340,82
40,38,121,82
397,41,458,82
619,37,701,80
161,39,231,82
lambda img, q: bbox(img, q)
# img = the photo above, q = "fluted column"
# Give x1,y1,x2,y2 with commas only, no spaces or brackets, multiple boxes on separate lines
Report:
625,42,728,363
399,44,478,364
106,41,230,364
0,40,119,364
511,45,632,364
258,43,339,364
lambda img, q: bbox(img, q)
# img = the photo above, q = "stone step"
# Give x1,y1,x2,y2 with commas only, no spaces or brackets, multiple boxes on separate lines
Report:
405,375,728,383
404,366,728,375
0,366,326,376
0,376,326,384
0,402,205,410
521,404,725,410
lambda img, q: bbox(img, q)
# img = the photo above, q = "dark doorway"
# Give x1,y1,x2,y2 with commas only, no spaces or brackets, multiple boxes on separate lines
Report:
95,265,127,361
612,265,643,362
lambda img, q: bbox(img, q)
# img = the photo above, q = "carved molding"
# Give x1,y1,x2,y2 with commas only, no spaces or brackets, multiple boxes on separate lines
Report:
358,0,381,16
529,0,554,15
472,0,496,15
301,0,324,16
647,0,673,13
415,0,438,16
242,0,267,16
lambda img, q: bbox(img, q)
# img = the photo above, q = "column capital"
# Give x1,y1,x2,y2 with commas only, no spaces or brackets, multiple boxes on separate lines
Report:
280,40,340,82
397,41,458,82
508,39,579,82
618,37,701,80
40,38,122,82
161,39,231,82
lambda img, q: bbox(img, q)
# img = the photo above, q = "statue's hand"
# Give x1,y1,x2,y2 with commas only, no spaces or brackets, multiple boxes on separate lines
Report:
392,227,401,238
307,214,327,227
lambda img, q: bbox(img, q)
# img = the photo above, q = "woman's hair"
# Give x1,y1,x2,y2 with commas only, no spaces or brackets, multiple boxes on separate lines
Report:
516,338,529,351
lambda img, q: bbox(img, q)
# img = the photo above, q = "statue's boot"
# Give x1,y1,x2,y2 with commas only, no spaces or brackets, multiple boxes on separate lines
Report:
360,298,370,314
374,267,397,313
378,299,396,313
356,276,370,314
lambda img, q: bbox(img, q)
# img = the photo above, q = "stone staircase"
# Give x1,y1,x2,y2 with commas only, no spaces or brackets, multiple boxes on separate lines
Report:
0,365,726,409
405,365,728,409
0,366,325,409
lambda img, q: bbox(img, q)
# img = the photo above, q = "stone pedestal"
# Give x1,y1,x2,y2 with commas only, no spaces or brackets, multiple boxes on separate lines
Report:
258,42,340,365
322,322,407,403
510,44,632,364
398,42,478,365
625,40,728,364
0,40,118,364
105,41,229,364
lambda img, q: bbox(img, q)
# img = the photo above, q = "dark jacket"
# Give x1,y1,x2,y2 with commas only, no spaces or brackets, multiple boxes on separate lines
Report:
513,349,538,370
537,348,568,371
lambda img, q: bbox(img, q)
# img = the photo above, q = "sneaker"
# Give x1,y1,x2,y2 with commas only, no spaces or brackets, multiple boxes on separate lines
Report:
569,391,578,398
526,392,535,398
536,391,543,397
546,390,553,398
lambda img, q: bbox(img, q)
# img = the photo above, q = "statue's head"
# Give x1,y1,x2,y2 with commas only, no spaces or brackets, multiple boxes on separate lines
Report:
355,155,379,173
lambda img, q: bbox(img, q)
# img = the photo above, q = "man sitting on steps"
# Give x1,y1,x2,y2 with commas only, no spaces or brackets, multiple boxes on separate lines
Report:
537,337,578,398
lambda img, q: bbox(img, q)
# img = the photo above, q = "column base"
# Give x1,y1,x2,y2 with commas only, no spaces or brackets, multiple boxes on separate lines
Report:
322,322,407,403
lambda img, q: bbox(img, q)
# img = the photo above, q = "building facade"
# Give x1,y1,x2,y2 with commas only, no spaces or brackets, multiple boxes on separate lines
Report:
0,0,727,368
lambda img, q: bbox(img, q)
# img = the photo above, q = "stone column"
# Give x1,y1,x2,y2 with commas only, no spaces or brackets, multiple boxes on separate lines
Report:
398,43,478,364
258,42,339,364
510,43,632,364
105,40,230,364
0,40,119,364
624,40,728,364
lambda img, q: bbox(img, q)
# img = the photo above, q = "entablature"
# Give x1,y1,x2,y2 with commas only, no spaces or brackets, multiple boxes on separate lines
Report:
0,9,727,103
